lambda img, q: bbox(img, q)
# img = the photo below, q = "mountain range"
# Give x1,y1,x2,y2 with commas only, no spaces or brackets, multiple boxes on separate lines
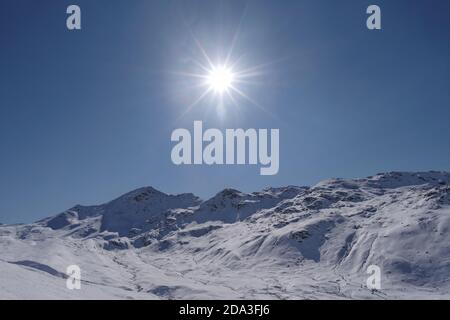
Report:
0,171,449,299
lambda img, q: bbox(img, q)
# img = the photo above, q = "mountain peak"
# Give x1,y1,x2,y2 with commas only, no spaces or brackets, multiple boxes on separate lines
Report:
315,171,450,190
215,188,244,198
114,186,166,203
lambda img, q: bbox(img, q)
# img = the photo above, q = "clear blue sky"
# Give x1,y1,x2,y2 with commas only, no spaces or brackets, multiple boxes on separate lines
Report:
1,0,450,224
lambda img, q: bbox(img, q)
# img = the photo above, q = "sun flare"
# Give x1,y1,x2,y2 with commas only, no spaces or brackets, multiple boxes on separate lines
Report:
174,26,270,117
206,66,234,94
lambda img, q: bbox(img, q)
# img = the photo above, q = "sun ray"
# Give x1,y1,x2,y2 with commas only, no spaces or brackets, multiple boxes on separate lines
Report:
189,30,216,71
169,71,209,80
224,3,249,66
175,87,212,123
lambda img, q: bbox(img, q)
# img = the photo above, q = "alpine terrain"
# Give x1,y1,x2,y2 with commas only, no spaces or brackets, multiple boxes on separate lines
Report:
0,172,449,299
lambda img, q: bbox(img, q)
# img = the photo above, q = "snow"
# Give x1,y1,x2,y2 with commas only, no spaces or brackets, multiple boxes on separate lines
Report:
0,171,449,299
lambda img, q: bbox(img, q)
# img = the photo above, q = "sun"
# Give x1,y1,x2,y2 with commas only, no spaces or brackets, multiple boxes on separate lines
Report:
173,28,269,116
206,65,234,94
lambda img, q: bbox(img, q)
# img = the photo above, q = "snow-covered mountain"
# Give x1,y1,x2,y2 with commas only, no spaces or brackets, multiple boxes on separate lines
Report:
1,171,449,299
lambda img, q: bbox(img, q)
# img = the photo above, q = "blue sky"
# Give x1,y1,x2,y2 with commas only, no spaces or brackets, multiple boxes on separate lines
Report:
1,0,450,223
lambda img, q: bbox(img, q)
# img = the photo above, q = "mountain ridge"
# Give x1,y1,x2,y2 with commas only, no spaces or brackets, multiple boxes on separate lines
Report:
1,171,449,299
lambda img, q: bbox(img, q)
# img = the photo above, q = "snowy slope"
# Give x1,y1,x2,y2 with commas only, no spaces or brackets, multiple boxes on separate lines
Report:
0,172,449,299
